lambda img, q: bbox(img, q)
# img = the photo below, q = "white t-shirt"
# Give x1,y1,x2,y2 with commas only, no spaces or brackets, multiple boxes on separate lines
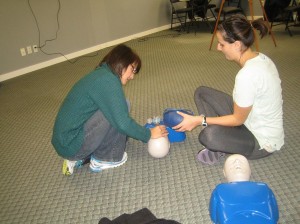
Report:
233,53,284,152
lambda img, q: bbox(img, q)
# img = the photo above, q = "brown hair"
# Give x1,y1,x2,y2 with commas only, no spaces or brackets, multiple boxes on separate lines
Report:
217,14,269,48
99,44,141,78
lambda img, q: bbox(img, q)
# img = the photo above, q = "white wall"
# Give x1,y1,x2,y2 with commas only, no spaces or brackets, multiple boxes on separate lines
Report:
0,0,171,81
0,0,263,81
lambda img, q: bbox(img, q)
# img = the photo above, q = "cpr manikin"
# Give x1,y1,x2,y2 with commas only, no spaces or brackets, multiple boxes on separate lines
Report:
209,154,279,224
223,154,251,182
148,136,170,158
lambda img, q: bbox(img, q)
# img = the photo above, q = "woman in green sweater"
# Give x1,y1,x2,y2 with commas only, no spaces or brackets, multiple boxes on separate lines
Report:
52,44,168,176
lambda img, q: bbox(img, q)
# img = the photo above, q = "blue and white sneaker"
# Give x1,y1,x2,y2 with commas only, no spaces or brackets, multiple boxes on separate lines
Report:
62,159,84,176
89,152,128,173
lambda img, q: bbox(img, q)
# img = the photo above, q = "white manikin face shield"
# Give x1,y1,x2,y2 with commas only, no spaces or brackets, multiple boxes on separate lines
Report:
223,154,251,182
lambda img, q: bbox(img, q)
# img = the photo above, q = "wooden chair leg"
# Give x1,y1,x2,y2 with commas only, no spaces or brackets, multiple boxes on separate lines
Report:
209,0,225,50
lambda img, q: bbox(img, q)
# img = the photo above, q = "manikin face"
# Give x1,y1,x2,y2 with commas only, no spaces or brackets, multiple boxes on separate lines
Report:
121,63,137,85
223,154,251,182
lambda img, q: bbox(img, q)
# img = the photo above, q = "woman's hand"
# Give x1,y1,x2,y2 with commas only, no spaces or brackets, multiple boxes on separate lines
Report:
172,111,202,132
150,125,168,139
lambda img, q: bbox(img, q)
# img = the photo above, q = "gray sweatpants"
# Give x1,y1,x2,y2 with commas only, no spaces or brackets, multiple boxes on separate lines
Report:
194,86,270,160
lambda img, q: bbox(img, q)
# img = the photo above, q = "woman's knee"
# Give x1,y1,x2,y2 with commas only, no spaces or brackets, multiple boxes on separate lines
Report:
198,125,217,146
194,86,207,97
194,86,216,102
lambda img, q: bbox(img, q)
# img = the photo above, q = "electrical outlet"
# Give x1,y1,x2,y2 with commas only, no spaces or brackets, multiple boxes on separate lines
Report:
20,48,26,56
27,46,32,54
33,45,38,53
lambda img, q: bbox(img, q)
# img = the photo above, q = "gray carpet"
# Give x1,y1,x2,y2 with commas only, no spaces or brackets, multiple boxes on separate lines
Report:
0,24,299,223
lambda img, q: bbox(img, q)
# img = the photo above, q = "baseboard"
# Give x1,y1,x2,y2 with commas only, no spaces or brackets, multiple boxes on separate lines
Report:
0,25,171,82
247,15,264,20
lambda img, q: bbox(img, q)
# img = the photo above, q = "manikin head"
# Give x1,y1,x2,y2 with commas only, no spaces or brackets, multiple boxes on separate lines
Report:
223,154,251,182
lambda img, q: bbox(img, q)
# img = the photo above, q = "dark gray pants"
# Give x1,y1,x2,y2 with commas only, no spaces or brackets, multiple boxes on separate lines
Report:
194,86,271,160
70,110,127,162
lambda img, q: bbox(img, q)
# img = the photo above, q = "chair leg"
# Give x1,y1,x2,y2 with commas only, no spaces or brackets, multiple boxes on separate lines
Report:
285,19,293,36
171,12,186,32
285,12,294,36
192,17,201,35
188,12,200,34
188,15,193,34
184,13,189,32
209,9,217,20
205,18,214,33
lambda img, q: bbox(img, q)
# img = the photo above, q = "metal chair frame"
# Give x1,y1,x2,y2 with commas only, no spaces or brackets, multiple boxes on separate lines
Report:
170,0,193,31
270,0,300,36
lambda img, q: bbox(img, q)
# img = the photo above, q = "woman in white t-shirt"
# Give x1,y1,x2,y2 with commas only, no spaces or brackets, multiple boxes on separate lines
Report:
173,15,284,165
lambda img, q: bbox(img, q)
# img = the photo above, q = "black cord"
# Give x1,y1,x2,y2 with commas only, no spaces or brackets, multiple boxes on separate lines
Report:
27,0,98,64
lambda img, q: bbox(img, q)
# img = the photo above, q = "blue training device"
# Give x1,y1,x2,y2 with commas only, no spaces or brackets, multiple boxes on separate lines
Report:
166,126,186,143
145,110,193,143
163,108,194,128
210,181,279,224
144,118,186,143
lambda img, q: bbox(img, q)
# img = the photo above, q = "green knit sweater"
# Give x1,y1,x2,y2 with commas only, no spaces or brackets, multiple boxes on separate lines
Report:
52,64,151,158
